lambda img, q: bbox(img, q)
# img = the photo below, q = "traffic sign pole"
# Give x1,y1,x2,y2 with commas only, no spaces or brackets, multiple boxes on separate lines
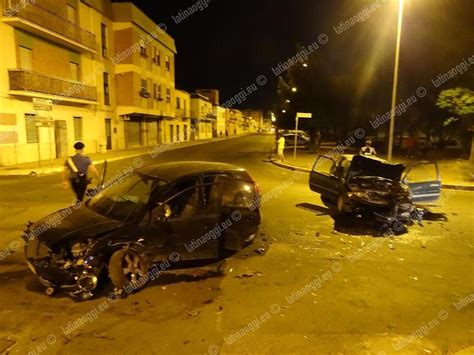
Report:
293,113,313,159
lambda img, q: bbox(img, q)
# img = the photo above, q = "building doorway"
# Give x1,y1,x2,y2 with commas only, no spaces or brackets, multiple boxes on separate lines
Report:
105,119,112,150
54,120,68,159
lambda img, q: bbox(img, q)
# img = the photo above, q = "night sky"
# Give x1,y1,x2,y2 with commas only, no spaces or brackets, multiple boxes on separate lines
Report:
112,0,339,110
112,0,474,112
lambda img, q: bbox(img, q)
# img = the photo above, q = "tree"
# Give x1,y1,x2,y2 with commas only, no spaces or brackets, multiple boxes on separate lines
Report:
436,88,474,161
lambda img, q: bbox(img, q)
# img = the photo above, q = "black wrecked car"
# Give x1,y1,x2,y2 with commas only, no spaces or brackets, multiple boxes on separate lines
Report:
24,162,261,300
309,154,441,228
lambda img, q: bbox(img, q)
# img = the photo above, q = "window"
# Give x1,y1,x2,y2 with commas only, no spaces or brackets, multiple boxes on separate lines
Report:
157,85,162,100
176,125,180,142
70,62,79,81
220,177,256,209
140,45,147,57
73,117,83,141
166,88,171,103
176,97,181,109
169,125,174,142
103,72,110,105
183,100,187,114
152,179,199,220
152,47,158,64
165,55,170,71
67,5,76,24
153,83,158,99
141,79,147,90
183,125,188,140
19,46,33,70
101,24,107,57
25,114,38,144
156,49,161,66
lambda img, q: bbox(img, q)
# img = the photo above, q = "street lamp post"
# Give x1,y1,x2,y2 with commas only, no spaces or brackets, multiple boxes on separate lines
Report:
387,0,405,162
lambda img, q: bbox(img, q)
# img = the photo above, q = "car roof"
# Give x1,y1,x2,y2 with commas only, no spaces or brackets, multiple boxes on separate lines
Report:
136,161,247,182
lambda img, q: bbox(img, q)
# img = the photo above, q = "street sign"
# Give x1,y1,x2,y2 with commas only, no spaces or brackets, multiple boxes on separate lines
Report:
33,98,53,111
296,112,312,119
293,113,313,159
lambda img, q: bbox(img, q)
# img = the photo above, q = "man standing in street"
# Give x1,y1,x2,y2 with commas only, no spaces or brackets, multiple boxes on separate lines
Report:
62,141,101,202
360,139,377,156
277,135,286,162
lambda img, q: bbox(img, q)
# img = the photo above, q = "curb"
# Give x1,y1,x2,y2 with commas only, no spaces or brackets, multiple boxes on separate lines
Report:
0,134,252,177
269,159,474,191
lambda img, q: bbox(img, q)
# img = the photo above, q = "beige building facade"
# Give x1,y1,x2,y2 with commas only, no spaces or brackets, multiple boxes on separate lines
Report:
0,0,180,166
190,93,214,140
112,2,177,149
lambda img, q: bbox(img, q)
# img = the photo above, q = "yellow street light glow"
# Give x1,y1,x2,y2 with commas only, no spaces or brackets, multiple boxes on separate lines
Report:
291,87,297,92
282,110,287,113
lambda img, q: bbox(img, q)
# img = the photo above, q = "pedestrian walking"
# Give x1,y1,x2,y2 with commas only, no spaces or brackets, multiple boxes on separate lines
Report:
277,136,286,162
360,139,377,156
62,141,100,202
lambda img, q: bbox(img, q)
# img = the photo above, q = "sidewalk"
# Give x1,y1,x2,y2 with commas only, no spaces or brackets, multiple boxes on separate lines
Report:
270,150,474,190
0,134,248,176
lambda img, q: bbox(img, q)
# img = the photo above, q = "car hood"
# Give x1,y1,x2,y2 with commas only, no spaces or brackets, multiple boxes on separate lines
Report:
348,155,406,181
27,207,124,247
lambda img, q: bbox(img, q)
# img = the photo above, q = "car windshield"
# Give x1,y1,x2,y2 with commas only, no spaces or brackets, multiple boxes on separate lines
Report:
87,173,165,222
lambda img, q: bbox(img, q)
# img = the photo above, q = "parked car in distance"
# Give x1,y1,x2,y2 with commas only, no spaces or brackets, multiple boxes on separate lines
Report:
309,154,441,228
24,162,261,300
282,133,311,150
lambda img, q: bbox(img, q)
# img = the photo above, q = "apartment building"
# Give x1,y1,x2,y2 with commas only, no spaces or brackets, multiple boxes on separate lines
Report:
225,108,243,136
0,0,180,166
243,109,264,131
190,93,214,140
0,0,117,166
214,105,226,137
174,89,191,142
112,2,177,148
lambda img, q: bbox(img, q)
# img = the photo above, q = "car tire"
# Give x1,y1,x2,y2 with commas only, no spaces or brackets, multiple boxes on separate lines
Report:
108,248,149,293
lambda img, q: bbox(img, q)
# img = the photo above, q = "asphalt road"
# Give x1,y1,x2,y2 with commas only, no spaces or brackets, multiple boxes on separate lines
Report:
0,134,473,354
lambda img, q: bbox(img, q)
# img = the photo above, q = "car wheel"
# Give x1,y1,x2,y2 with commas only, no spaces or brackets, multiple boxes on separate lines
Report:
108,248,149,292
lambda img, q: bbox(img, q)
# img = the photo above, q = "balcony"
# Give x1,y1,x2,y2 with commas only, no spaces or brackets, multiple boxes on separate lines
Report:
9,69,97,104
2,0,96,53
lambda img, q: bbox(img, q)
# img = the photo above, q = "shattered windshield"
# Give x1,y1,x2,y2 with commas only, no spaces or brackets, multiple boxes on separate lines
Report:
87,173,165,222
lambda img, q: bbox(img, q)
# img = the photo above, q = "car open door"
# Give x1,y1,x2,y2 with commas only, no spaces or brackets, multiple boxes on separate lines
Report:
216,175,260,251
309,155,342,203
403,162,441,204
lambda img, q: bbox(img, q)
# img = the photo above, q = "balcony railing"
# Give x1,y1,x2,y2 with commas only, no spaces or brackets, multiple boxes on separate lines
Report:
3,0,96,51
9,69,97,102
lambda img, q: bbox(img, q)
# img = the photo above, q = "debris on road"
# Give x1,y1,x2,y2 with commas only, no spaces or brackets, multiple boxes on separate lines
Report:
234,272,263,279
186,310,201,317
254,248,266,255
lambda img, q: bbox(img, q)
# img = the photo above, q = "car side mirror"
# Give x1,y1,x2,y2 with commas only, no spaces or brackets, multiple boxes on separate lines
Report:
154,203,172,222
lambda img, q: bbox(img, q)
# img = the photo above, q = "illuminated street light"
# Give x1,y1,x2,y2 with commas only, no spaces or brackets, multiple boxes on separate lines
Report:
286,99,291,103
282,110,287,113
302,63,308,68
291,87,298,92
387,0,405,162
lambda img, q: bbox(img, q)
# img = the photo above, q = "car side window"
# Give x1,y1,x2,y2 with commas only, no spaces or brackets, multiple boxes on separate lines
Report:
202,175,223,214
150,178,199,222
220,177,255,209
